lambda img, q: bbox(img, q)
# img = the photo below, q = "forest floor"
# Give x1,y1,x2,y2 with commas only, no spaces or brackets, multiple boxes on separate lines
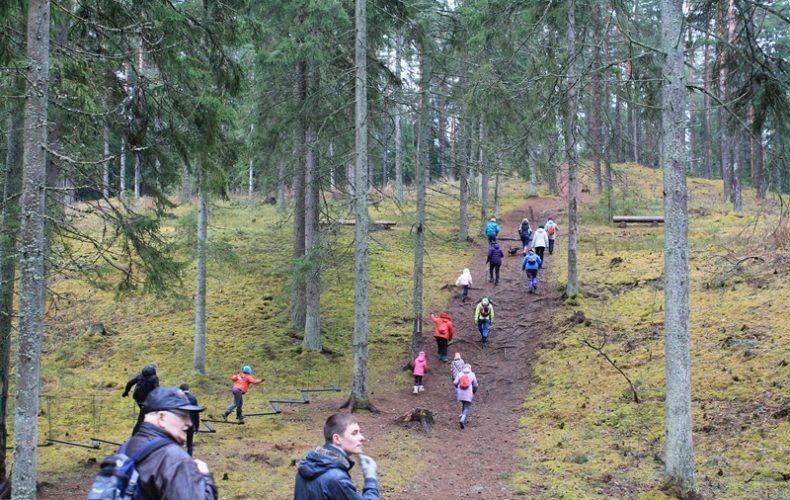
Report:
37,196,567,499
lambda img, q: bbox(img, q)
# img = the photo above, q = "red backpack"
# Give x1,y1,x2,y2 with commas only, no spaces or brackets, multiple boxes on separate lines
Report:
548,224,556,236
458,374,471,389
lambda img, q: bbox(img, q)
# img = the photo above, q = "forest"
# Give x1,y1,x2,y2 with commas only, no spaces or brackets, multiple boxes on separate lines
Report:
1,0,789,498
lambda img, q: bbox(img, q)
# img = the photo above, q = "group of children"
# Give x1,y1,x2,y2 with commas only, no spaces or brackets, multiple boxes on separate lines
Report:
411,349,479,429
417,215,561,428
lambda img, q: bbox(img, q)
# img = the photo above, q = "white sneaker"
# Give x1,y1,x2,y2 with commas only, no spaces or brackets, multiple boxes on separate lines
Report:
413,386,419,394
418,385,425,392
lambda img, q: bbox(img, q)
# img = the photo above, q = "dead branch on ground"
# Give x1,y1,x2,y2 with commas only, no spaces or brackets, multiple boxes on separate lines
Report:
581,335,641,403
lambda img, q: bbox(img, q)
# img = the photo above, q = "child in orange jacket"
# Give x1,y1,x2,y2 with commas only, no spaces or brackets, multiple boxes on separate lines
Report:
430,311,454,363
222,365,263,423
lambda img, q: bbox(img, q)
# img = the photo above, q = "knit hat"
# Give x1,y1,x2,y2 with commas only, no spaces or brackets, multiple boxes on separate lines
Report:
490,218,496,222
481,297,489,306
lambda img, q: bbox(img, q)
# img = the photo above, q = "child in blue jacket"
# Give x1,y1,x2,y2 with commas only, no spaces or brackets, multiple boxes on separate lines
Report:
521,249,542,293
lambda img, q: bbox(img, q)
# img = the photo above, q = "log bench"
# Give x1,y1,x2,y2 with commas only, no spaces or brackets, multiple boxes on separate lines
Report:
613,216,664,228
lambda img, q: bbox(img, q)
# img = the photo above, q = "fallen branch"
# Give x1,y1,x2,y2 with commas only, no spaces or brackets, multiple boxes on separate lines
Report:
581,335,641,403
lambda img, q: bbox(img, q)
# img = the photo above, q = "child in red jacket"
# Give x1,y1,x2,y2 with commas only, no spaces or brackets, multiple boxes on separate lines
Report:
222,365,263,423
430,312,454,363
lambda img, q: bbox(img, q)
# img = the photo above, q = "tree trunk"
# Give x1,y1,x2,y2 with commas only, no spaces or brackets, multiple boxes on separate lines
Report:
193,187,207,374
702,38,712,179
103,120,111,199
717,1,733,202
410,40,431,364
589,1,603,194
394,34,404,205
661,0,695,492
14,0,50,496
686,25,697,175
458,116,469,241
347,0,374,411
303,66,321,352
291,61,307,330
564,0,579,299
478,119,488,235
0,85,25,487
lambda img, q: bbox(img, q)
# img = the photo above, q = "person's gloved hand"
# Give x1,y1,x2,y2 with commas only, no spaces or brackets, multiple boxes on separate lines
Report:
358,454,377,481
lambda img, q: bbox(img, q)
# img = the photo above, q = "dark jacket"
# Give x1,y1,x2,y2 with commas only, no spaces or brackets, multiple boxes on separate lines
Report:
487,243,504,266
183,390,200,432
123,364,160,404
294,444,379,500
125,422,217,500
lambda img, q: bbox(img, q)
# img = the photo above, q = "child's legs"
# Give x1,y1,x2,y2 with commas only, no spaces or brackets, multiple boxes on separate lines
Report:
414,375,422,385
494,265,501,283
548,238,555,254
488,263,495,280
462,285,469,299
461,401,472,419
527,269,537,287
481,320,490,338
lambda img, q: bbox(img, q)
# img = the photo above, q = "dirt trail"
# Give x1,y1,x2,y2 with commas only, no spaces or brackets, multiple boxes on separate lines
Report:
383,197,566,499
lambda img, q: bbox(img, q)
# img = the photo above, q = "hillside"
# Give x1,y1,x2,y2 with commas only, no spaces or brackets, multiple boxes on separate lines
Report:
22,163,790,499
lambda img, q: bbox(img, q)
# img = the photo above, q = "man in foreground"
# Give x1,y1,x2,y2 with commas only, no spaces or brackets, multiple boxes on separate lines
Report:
126,386,218,499
294,413,380,499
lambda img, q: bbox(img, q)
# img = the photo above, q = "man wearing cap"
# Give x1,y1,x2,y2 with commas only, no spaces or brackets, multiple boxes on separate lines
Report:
125,386,218,499
222,365,263,422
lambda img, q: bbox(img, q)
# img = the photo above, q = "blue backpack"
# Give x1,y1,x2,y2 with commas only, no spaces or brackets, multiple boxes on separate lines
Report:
87,437,171,500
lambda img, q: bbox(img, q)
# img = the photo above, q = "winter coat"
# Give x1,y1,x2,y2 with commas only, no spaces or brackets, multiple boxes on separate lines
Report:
474,303,494,324
293,444,380,500
518,221,532,239
532,228,549,248
123,364,160,404
521,251,542,271
231,373,263,394
412,352,428,377
453,368,479,403
486,243,504,266
455,269,473,287
125,422,217,500
485,221,499,238
430,313,454,341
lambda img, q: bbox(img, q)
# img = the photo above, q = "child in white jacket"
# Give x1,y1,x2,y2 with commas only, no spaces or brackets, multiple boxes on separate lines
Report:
455,268,473,302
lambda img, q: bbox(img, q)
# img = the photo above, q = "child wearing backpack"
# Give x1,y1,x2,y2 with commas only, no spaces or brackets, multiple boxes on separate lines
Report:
412,351,428,394
450,352,465,399
453,363,479,429
545,217,560,254
531,225,549,261
522,248,543,293
474,297,494,343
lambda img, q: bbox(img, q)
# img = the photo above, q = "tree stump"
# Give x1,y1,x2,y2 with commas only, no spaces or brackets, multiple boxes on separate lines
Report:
398,407,435,436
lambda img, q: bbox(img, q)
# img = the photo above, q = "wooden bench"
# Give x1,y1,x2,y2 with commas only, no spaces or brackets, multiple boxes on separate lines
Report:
613,216,664,227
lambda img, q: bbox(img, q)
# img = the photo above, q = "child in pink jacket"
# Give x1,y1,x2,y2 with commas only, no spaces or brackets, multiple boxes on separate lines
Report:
412,351,428,394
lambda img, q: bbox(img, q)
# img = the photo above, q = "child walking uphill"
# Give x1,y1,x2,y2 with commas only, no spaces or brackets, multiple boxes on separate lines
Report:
455,268,473,302
430,311,454,363
474,298,494,343
522,248,543,293
450,352,465,399
412,351,428,394
454,363,479,429
222,365,263,423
